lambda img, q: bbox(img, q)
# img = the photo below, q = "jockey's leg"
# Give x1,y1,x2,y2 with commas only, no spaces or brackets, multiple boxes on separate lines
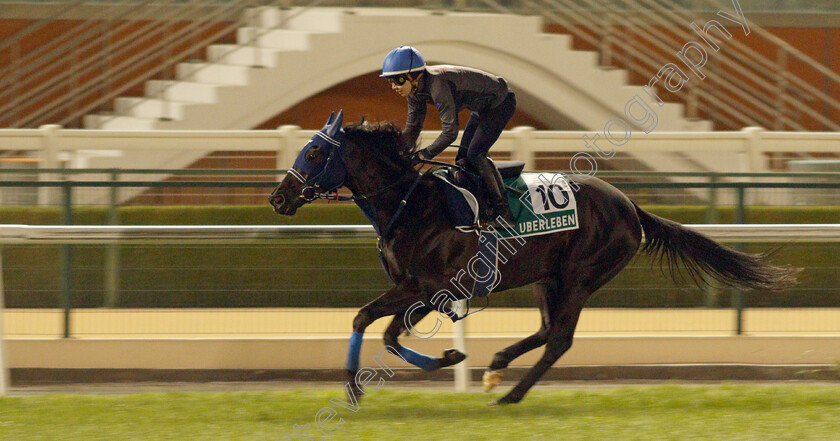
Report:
464,91,515,162
469,154,512,222
466,93,516,223
456,112,480,163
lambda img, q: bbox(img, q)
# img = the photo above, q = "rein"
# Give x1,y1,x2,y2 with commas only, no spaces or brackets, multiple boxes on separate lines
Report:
415,157,468,171
380,172,424,239
292,138,428,240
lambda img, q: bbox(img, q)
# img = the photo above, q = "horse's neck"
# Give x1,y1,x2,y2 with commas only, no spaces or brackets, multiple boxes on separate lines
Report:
347,169,415,233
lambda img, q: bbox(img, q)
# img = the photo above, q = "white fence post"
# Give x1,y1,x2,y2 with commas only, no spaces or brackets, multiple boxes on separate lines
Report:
453,299,468,392
741,126,766,173
0,246,8,396
510,126,535,170
277,125,302,173
38,124,62,206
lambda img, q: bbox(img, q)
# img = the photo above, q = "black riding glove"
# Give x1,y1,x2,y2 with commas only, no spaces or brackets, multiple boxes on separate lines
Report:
409,151,422,164
410,149,433,164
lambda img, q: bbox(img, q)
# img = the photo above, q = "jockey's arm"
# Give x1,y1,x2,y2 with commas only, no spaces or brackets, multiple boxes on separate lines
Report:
419,83,458,159
403,96,426,150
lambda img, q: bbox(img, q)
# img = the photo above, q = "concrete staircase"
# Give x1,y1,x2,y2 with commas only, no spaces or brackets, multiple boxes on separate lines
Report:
82,7,713,172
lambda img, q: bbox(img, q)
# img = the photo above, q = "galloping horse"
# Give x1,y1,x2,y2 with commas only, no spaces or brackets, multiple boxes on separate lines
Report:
269,111,798,404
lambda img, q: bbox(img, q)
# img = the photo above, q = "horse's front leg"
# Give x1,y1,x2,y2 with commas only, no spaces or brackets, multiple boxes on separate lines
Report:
344,281,428,401
381,305,467,372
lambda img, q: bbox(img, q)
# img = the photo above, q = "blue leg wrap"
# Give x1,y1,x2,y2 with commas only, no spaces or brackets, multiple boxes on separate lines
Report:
397,346,438,371
346,332,363,372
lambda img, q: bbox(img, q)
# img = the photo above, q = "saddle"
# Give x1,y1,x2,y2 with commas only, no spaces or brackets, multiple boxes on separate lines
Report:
454,160,526,186
431,160,525,232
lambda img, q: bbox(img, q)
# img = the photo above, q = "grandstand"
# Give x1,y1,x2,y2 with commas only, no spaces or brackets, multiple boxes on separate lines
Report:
1,1,839,175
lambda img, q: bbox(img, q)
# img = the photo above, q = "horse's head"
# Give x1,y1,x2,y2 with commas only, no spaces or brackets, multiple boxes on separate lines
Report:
270,110,416,216
270,110,347,215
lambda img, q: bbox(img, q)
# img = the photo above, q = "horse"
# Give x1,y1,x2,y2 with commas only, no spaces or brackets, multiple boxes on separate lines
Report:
269,110,799,404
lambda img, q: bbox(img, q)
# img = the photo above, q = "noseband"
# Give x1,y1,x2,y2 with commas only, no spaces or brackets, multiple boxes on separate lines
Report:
287,156,350,202
287,130,352,202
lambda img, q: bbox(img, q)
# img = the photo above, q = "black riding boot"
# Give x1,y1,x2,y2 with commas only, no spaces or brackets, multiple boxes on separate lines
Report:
471,156,513,224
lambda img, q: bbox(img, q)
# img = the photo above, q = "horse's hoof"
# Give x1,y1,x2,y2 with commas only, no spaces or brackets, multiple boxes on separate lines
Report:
496,394,521,405
346,382,364,404
482,370,503,392
440,348,467,367
346,370,364,403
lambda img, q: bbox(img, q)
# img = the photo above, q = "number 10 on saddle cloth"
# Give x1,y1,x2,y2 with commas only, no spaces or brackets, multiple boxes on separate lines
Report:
499,173,580,240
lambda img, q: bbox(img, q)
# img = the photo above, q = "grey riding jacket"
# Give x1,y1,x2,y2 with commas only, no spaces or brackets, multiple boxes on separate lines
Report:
402,65,511,157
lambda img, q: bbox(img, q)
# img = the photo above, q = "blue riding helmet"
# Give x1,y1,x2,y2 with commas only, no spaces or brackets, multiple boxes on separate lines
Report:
380,46,426,77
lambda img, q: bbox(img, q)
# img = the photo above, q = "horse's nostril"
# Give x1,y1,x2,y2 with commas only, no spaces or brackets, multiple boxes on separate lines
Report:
272,195,285,207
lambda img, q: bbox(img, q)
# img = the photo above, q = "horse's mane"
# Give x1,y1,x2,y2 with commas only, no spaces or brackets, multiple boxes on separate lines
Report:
343,120,413,171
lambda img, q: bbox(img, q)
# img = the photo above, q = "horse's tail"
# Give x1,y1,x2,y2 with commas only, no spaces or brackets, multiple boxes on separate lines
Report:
633,202,800,291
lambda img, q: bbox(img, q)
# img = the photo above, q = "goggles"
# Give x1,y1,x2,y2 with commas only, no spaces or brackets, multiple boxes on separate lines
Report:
387,75,409,86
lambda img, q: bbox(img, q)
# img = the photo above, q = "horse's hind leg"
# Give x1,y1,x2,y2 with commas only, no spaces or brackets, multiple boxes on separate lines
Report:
497,235,639,404
482,279,557,392
495,287,588,404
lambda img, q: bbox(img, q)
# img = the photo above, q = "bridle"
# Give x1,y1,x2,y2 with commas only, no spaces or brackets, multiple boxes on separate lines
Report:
286,129,425,239
286,133,351,203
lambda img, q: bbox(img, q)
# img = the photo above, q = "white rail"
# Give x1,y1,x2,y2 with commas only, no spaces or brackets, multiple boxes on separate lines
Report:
1,224,840,244
3,126,840,172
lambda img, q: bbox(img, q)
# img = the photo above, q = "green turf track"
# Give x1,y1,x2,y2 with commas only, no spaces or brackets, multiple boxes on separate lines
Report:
2,385,839,440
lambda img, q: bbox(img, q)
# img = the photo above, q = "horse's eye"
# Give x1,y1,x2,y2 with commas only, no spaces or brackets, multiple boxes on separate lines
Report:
305,146,322,163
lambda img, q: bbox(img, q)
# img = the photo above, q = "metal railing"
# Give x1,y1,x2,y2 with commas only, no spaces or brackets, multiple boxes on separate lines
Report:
470,0,840,131
0,0,328,128
0,223,838,340
1,0,839,131
2,168,839,208
0,173,837,342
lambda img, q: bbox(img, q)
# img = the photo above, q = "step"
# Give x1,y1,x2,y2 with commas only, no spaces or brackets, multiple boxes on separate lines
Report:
600,68,628,86
83,114,160,130
536,33,573,52
278,8,345,32
175,62,253,85
243,6,281,29
242,6,346,32
236,27,313,50
551,50,600,77
684,119,714,131
611,88,688,130
206,45,284,68
114,97,191,120
144,80,228,104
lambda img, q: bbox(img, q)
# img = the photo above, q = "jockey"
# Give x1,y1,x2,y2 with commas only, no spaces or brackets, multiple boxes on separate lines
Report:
380,46,516,223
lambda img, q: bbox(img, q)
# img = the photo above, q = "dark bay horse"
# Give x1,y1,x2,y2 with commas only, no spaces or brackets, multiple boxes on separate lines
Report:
269,111,799,404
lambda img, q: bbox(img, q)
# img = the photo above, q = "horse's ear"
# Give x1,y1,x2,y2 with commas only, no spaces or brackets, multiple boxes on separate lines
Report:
326,109,344,138
324,111,336,126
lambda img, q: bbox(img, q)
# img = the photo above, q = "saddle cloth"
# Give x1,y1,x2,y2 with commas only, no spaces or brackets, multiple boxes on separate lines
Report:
432,163,580,240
